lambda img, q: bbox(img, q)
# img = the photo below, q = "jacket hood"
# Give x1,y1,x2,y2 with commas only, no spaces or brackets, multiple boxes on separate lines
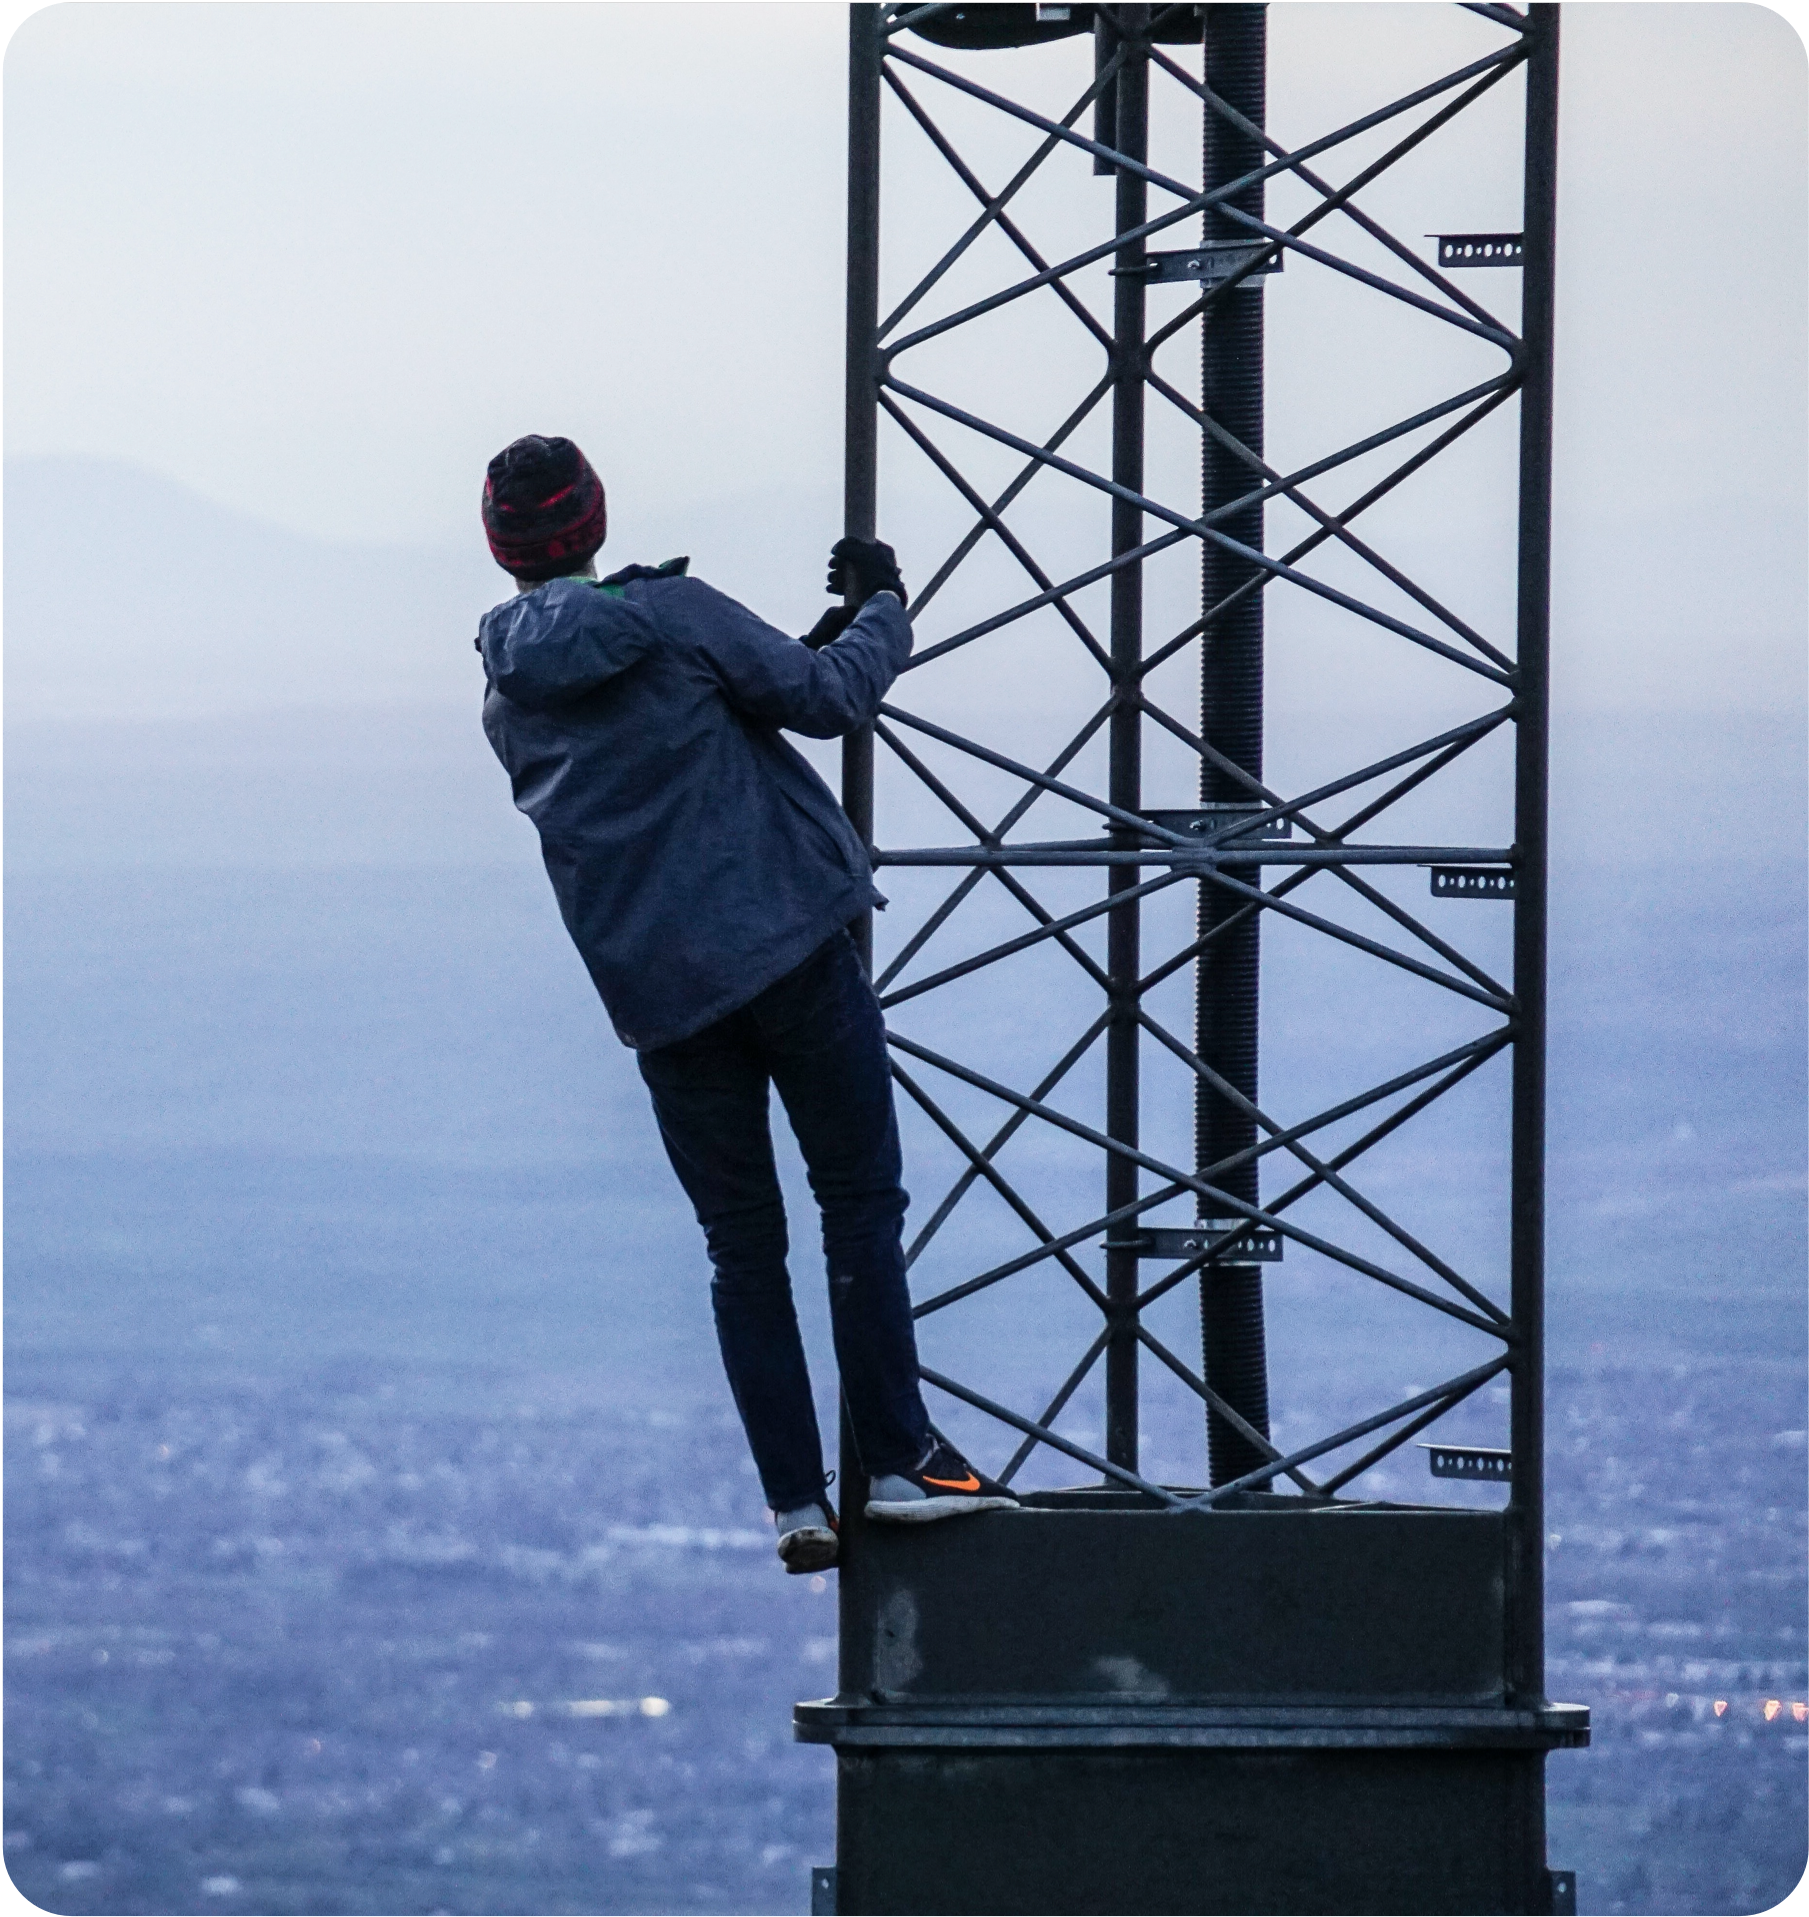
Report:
479,576,661,710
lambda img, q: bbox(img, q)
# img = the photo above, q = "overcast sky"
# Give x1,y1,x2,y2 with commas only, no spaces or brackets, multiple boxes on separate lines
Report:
5,2,1805,716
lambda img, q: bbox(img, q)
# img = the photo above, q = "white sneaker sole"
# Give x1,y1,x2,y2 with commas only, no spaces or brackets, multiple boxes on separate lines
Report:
864,1494,1020,1524
777,1526,839,1573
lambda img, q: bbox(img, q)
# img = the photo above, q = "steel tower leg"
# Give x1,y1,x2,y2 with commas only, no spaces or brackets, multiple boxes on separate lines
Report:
1196,2,1272,1485
1508,0,1561,1708
841,2,883,981
834,2,884,1671
1103,7,1150,1476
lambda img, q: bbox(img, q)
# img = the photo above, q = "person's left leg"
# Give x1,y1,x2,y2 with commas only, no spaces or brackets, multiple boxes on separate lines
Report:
741,929,1020,1525
635,1015,829,1516
751,932,931,1482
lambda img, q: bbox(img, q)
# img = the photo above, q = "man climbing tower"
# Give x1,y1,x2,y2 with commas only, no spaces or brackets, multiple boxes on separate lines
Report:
475,434,1018,1574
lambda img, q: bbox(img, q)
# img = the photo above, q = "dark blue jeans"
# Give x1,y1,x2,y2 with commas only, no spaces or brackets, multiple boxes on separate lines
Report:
636,929,931,1510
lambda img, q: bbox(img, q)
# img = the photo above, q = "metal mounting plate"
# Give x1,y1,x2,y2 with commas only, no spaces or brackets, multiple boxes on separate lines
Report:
1423,1444,1512,1481
1107,1222,1284,1262
1433,232,1524,268
1138,806,1293,844
1134,243,1282,286
1431,865,1514,898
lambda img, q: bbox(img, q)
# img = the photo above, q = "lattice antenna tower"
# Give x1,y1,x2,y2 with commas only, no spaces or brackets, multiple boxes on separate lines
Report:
801,8,1585,1912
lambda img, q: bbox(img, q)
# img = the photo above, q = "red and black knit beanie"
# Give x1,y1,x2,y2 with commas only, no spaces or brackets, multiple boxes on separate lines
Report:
482,435,608,581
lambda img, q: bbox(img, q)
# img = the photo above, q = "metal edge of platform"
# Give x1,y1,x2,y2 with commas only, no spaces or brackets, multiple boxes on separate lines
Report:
795,1699,1591,1750
812,1870,1579,1917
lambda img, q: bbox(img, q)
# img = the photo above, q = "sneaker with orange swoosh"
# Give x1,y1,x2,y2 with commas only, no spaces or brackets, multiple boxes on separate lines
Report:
864,1440,1021,1523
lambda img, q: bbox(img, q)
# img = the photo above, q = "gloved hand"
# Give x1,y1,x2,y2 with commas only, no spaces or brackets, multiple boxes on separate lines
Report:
827,536,906,607
801,604,858,651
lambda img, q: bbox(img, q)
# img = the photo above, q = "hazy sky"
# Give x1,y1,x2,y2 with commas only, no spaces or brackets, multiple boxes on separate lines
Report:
5,2,1806,714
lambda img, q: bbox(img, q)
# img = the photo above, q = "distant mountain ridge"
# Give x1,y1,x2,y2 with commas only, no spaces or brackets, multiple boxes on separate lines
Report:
3,456,864,727
5,456,499,722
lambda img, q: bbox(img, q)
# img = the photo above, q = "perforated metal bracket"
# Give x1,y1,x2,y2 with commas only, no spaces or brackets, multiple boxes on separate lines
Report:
1432,232,1523,267
1105,1222,1284,1262
1422,1444,1512,1480
1136,805,1293,844
1430,866,1514,898
1124,242,1282,286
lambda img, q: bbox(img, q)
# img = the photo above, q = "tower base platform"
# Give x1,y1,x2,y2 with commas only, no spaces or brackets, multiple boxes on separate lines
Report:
796,1492,1587,1916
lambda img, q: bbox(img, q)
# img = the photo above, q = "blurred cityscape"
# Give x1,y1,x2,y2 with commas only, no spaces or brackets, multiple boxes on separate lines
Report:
5,1349,1804,1916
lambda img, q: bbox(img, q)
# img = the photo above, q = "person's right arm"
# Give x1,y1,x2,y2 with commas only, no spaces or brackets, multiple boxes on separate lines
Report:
683,582,913,739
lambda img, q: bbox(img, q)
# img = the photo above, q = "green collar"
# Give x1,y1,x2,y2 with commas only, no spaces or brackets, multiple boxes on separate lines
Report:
595,556,690,598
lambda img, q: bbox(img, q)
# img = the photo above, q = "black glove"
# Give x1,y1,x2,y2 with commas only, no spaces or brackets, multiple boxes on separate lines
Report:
801,604,858,651
827,535,906,607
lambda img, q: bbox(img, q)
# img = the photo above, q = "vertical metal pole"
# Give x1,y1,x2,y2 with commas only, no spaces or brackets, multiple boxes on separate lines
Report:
1103,9,1150,1477
838,2,884,1700
1508,1,1559,1706
843,1,883,978
1092,8,1119,174
1196,3,1272,1486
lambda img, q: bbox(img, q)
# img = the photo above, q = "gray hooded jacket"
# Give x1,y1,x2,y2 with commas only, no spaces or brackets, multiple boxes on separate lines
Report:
479,563,911,1051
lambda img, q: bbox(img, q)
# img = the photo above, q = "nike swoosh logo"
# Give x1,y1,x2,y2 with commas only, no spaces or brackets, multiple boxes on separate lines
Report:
923,1472,982,1492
